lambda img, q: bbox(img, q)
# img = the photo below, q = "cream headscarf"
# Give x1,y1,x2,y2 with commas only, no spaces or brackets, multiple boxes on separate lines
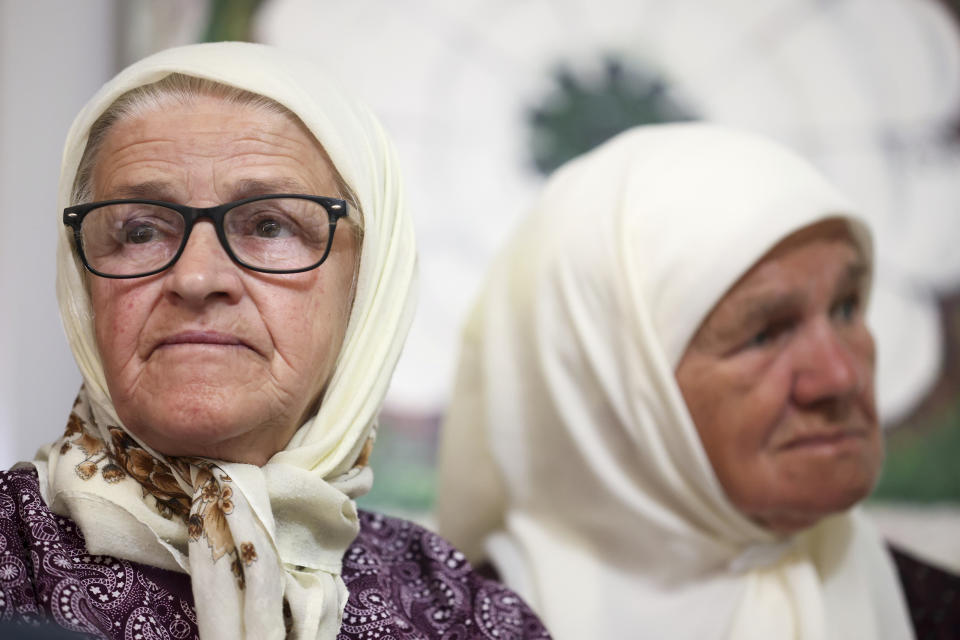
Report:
31,42,416,639
437,124,914,639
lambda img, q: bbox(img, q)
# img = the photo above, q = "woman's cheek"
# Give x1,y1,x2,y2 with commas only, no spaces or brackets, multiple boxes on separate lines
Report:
738,355,795,450
92,282,153,371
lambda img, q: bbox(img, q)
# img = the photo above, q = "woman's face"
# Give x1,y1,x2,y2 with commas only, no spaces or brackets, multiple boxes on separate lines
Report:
88,95,358,465
675,220,882,533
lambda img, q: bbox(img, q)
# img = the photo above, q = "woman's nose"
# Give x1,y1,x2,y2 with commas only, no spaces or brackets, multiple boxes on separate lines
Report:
792,319,864,406
162,221,243,307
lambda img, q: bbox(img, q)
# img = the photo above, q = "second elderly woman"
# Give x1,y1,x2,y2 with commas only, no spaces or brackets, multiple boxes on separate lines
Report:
0,42,549,640
437,124,959,639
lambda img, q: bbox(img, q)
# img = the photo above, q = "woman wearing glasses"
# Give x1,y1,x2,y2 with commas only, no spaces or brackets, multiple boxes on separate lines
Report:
0,42,548,640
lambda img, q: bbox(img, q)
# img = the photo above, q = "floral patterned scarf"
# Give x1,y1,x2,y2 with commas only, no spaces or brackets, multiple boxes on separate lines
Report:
62,394,255,587
41,387,362,638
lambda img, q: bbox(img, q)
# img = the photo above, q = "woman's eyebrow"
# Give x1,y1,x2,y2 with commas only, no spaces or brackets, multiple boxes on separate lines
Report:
740,294,804,325
105,179,314,203
107,181,178,201
836,261,870,293
229,178,310,200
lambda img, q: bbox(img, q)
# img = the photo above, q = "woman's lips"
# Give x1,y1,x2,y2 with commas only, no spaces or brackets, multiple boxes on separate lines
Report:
155,331,253,353
779,430,867,451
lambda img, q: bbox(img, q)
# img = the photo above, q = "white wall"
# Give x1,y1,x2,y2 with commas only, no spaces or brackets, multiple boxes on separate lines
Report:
258,0,960,422
0,0,116,466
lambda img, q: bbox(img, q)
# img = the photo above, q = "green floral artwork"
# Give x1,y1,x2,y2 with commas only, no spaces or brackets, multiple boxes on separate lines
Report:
528,56,694,175
204,0,265,43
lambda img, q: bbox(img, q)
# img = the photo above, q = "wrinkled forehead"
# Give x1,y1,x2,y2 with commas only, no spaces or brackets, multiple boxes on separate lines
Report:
58,43,370,217
87,91,339,198
760,218,869,264
695,217,872,336
719,216,871,294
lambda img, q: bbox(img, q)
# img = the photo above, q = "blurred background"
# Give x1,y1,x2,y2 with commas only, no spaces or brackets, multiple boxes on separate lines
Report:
1,0,958,570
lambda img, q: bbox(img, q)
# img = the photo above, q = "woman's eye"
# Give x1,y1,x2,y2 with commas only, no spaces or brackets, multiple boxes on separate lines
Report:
253,217,293,238
125,223,158,244
256,219,283,238
747,329,771,348
744,320,792,350
832,294,860,322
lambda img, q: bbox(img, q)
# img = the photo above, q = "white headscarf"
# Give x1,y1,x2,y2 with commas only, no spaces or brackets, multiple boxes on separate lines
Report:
32,42,416,640
437,123,913,639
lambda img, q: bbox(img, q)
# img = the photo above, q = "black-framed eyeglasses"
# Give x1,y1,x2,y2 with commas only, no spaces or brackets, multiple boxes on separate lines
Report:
63,194,349,278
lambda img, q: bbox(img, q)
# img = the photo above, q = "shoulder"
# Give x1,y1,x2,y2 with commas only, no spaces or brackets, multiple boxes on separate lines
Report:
339,509,551,639
0,466,87,561
0,465,43,502
0,465,59,562
0,466,84,628
0,465,198,639
890,545,960,637
0,466,59,542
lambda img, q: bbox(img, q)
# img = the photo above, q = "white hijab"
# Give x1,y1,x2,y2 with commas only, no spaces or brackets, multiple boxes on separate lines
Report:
437,124,913,639
32,42,416,639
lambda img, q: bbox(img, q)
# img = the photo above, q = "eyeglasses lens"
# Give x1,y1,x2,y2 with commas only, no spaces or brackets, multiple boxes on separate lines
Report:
224,198,332,271
80,203,184,277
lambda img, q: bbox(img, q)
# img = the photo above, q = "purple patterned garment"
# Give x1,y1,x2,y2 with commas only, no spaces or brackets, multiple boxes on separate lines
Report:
0,468,551,639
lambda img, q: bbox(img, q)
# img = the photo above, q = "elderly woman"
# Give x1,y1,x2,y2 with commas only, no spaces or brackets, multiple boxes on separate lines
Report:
0,42,550,640
437,124,959,639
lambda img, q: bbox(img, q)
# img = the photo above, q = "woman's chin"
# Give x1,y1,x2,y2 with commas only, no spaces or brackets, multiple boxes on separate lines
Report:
116,394,279,461
747,474,878,534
